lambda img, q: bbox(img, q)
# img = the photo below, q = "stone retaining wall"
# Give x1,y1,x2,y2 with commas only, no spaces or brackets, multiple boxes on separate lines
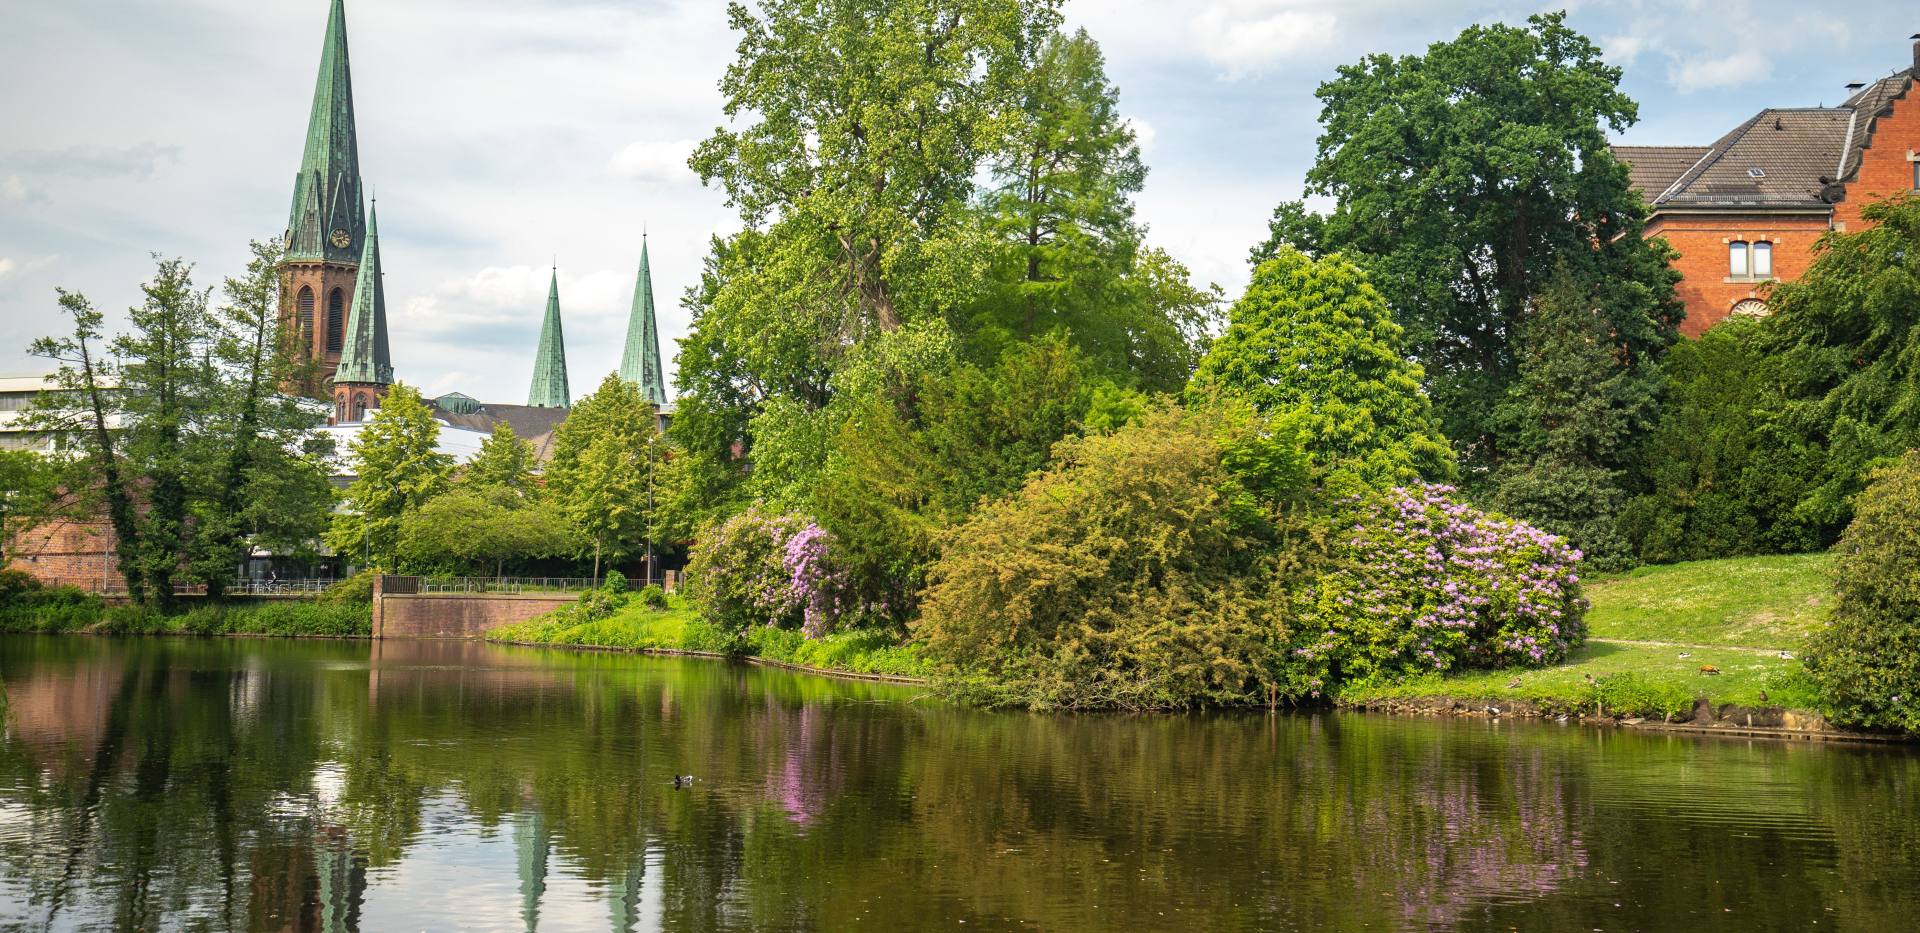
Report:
372,576,577,639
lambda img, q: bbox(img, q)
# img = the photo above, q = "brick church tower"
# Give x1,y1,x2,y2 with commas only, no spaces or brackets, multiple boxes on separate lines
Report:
282,0,370,398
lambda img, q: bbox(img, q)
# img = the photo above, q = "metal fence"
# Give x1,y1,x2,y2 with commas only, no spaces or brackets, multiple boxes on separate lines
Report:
417,576,599,595
227,579,339,596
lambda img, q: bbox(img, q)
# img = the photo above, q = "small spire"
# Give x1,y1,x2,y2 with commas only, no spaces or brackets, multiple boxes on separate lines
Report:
527,267,571,408
618,237,668,406
332,200,392,386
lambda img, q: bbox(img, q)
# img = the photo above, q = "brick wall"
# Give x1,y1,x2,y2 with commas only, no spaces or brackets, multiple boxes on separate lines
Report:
1835,78,1920,231
1645,212,1831,336
4,518,123,591
373,591,578,639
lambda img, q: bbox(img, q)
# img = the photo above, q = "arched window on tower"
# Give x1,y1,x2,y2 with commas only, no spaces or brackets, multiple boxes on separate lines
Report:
353,392,368,423
327,288,346,354
297,286,316,351
336,396,347,423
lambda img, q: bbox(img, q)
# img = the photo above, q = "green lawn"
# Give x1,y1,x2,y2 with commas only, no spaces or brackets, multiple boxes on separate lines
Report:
1583,551,1834,648
1342,552,1836,718
485,597,926,679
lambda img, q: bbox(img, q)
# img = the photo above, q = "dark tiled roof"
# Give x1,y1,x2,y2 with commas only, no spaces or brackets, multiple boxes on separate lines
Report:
431,400,570,461
1613,69,1913,212
1612,146,1711,200
1839,69,1916,181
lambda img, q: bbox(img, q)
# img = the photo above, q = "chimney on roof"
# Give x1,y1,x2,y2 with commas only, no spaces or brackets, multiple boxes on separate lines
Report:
1912,33,1919,74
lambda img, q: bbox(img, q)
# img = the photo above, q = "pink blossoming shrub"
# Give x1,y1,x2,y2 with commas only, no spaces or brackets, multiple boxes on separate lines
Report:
688,506,866,640
1288,484,1587,694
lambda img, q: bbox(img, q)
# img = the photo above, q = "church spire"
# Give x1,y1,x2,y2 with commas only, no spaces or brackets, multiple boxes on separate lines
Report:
332,202,391,386
287,0,365,264
527,268,571,408
618,236,668,406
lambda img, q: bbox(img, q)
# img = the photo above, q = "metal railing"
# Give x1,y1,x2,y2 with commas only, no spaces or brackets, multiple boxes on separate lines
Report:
227,579,339,596
417,576,599,595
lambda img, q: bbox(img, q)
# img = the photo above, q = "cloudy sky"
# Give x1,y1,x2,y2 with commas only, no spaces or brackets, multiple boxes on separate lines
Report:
2,0,1914,402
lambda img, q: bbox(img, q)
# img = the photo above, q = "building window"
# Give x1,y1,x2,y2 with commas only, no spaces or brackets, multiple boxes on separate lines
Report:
327,289,346,354
353,392,368,423
1732,299,1769,318
297,286,315,349
336,397,347,423
1729,240,1750,277
1752,241,1772,278
1912,160,1919,192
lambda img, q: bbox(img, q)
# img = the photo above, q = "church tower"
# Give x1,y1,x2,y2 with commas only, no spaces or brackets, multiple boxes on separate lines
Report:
527,269,571,408
282,0,366,395
331,203,393,423
618,235,669,406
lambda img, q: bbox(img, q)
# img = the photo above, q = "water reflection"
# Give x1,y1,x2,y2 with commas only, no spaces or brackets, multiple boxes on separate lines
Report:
2,636,1918,932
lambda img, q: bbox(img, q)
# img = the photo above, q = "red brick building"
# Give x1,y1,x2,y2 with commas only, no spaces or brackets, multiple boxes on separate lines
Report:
1615,41,1920,336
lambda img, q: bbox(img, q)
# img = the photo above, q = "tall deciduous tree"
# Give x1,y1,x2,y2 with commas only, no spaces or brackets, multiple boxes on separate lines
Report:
972,28,1215,390
196,240,334,593
1188,247,1453,489
1259,12,1679,471
329,383,452,571
692,0,1059,333
29,261,221,609
546,374,664,581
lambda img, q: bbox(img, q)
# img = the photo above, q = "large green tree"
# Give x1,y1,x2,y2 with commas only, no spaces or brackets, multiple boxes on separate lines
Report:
195,240,334,594
545,374,666,581
1256,12,1680,471
328,383,453,571
397,487,579,577
972,27,1214,389
691,0,1058,333
1188,247,1452,489
462,422,538,496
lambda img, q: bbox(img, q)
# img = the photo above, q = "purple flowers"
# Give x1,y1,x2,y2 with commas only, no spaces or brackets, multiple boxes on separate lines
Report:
1296,484,1588,683
689,506,869,639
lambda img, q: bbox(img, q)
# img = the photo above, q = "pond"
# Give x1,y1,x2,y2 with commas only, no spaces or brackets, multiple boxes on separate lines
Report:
1,636,1917,932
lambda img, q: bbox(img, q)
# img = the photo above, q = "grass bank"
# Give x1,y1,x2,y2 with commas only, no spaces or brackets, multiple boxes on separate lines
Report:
486,597,926,680
1339,552,1835,720
0,599,372,638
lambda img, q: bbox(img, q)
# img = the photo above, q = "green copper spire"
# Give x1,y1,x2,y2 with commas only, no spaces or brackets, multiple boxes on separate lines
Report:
332,203,392,385
527,269,571,408
287,0,365,264
618,237,669,406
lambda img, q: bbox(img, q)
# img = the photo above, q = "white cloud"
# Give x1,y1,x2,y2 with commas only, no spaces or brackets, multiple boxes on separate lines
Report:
1,141,181,179
0,174,34,203
1192,2,1339,78
1671,48,1770,92
607,139,697,184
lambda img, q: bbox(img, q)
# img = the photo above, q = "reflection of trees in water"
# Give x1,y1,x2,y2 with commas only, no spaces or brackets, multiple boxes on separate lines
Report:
6,639,1920,931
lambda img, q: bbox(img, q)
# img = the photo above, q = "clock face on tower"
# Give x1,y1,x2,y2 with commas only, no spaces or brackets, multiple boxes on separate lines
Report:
330,229,351,249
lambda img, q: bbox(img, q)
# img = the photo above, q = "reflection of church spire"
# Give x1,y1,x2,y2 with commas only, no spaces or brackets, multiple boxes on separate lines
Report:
607,851,646,932
315,825,365,933
515,810,551,932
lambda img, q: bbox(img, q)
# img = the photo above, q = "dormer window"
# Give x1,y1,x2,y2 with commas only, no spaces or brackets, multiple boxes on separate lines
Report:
1747,167,1766,178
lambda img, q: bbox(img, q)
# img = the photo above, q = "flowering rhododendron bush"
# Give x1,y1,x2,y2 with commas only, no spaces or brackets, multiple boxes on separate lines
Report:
687,506,866,639
1289,484,1587,693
